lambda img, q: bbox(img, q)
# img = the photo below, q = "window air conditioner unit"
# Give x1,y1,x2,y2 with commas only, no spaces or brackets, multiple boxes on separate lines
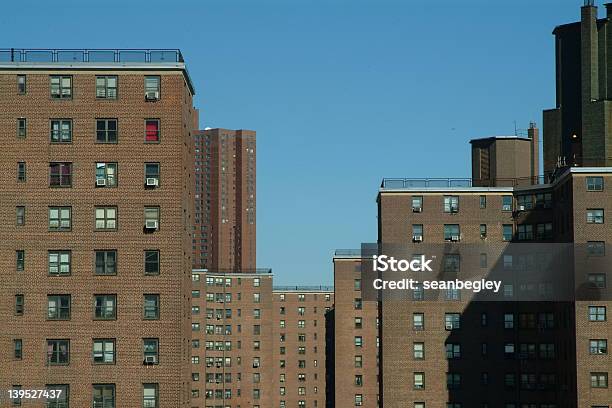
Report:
445,323,454,330
412,207,422,213
518,205,525,211
96,178,107,186
144,355,157,364
413,235,423,242
145,220,159,230
451,235,460,242
145,91,159,101
450,207,459,213
146,177,159,187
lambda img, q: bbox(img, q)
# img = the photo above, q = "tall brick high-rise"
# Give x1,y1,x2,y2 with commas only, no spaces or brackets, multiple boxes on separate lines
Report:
0,48,196,407
193,128,256,271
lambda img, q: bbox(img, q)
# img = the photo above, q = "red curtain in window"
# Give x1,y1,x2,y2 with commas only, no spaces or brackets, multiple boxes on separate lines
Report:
146,121,159,141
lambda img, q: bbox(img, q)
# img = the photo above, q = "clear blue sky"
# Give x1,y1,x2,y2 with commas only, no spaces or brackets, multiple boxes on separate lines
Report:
2,0,589,285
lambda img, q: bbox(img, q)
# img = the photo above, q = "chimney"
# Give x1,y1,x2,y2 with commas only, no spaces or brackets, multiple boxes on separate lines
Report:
582,1,600,103
528,122,540,184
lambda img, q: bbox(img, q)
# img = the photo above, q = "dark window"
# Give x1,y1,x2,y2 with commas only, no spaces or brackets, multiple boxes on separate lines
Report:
96,76,117,99
443,254,460,272
17,75,26,94
14,339,22,359
145,119,160,142
16,250,25,272
586,176,604,191
587,273,606,289
93,339,115,364
446,343,461,359
479,195,487,209
47,295,71,320
145,250,160,275
144,294,160,319
95,250,117,275
445,313,460,330
49,162,72,187
94,295,117,320
17,118,26,138
47,339,69,365
15,295,24,315
50,76,72,98
502,224,513,241
587,241,605,256
446,373,461,389
480,224,487,239
92,384,115,408
17,162,26,182
96,119,118,143
50,120,72,142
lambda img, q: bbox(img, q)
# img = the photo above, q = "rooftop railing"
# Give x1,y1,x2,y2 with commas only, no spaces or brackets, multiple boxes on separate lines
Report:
273,285,334,292
381,174,553,189
0,48,184,64
193,268,272,275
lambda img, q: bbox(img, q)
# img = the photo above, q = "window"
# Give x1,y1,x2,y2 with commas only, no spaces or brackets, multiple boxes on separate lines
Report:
480,224,487,239
145,250,160,275
444,196,459,213
502,196,513,211
413,224,423,241
95,250,117,275
145,119,160,142
587,209,604,224
46,384,69,408
517,195,533,210
413,313,424,330
589,339,607,355
447,373,461,389
504,343,516,358
443,224,460,241
145,76,160,97
49,207,71,231
16,250,24,272
50,75,72,98
354,355,363,368
17,118,26,137
15,295,24,316
50,119,72,142
502,224,513,241
94,295,116,320
588,273,606,289
96,76,117,99
93,339,115,364
412,196,423,212
354,298,362,310
93,384,115,408
14,339,22,359
96,163,117,187
47,295,71,320
145,163,160,186
143,383,159,408
17,75,26,94
49,162,72,187
443,254,460,272
354,317,362,329
144,294,160,319
589,306,606,321
414,372,425,389
445,313,460,330
587,176,604,191
16,206,25,226
17,162,26,182
504,313,514,328
517,224,533,241
354,336,363,347
413,342,424,359
587,241,606,256
96,119,118,143
95,207,117,230
48,251,71,276
590,373,608,388
415,404,425,408
12,385,22,405
446,343,461,359
47,339,69,365
479,195,487,208
145,207,160,229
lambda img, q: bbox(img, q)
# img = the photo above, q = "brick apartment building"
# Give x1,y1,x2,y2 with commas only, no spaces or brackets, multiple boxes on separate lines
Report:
193,128,256,271
190,270,333,408
0,48,196,407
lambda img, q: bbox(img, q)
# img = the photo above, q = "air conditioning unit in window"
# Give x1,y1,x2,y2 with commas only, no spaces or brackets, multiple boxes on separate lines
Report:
450,206,459,213
445,323,454,330
451,235,460,242
518,205,525,211
145,220,159,230
144,355,157,364
146,177,159,187
412,206,422,213
96,178,107,187
145,91,160,101
412,235,423,242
